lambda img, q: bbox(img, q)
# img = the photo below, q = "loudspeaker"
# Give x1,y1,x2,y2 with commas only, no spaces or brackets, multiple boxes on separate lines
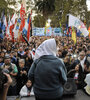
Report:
63,78,77,95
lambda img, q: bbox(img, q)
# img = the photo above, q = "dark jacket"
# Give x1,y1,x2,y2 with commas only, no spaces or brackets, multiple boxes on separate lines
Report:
17,67,28,94
28,55,67,99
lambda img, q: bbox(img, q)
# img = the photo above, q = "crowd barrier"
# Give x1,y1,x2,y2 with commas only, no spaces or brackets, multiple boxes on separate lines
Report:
7,96,17,100
7,96,35,100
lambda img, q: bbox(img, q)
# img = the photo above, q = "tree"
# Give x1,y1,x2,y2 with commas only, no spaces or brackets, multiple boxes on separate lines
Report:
0,0,16,16
49,0,88,27
33,14,46,27
87,11,90,27
25,0,88,27
49,0,65,27
0,0,8,16
35,0,55,20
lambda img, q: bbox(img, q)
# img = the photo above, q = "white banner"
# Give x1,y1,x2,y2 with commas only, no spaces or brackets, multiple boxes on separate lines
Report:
32,28,62,36
68,14,89,37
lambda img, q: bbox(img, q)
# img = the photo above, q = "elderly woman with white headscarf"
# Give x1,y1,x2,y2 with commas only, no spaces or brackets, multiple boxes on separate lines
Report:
28,38,67,100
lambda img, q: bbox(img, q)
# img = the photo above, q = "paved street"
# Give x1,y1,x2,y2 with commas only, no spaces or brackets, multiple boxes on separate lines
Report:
62,90,90,100
18,90,90,100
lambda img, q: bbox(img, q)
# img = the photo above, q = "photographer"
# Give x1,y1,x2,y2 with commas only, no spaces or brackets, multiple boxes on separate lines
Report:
0,70,12,100
1,54,18,96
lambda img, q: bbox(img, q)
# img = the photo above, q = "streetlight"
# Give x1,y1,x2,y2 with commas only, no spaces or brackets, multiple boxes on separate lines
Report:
47,19,51,23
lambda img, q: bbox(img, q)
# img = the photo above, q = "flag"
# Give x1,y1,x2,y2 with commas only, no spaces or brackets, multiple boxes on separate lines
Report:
6,15,10,37
22,13,31,41
0,19,1,28
22,0,26,12
68,14,89,37
27,13,32,41
2,16,7,35
23,14,30,36
88,26,90,39
0,10,7,36
10,13,17,41
76,29,81,37
66,23,69,36
20,4,25,31
72,27,76,44
10,13,16,27
13,18,21,39
0,19,3,41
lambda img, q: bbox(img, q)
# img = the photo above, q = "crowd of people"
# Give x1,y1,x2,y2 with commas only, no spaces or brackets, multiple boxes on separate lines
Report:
0,35,90,99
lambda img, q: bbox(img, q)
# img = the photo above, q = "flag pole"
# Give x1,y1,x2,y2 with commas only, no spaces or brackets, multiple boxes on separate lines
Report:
22,0,26,12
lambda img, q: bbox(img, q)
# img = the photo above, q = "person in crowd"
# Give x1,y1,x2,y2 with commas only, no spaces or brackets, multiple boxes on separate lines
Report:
0,72,12,100
18,46,24,58
10,51,17,65
1,54,18,96
22,47,33,71
64,53,74,72
57,49,63,58
67,64,80,89
28,38,67,100
84,56,90,73
68,51,90,89
17,59,28,95
77,53,90,89
7,45,12,54
20,79,34,97
0,51,5,59
0,56,4,67
70,50,86,70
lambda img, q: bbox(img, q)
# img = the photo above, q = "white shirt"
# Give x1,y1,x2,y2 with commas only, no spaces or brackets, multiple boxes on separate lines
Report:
20,85,34,97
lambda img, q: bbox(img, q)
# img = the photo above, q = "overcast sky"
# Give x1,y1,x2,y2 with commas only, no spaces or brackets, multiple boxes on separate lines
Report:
87,0,90,10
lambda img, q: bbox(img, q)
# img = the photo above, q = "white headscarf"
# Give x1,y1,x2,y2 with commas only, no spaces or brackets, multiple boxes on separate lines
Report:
85,74,90,86
84,74,90,95
34,38,57,60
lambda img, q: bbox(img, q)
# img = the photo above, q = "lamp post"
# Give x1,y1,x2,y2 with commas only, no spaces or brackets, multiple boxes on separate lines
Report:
44,19,51,35
47,19,51,27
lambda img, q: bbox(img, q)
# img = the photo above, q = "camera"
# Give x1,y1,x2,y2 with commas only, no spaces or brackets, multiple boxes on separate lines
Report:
0,68,8,94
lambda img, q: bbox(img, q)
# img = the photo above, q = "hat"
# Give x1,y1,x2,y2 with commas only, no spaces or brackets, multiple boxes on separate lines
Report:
4,54,10,59
84,74,90,95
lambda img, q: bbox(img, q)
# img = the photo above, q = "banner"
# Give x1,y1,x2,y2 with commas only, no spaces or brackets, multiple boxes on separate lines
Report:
46,27,52,36
68,14,89,37
32,27,62,36
53,28,62,36
33,28,45,36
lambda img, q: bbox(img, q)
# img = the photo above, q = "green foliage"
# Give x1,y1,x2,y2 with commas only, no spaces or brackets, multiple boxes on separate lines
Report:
35,0,55,19
7,0,16,5
33,14,46,27
27,0,88,27
87,11,90,27
0,0,16,16
0,0,8,15
49,0,88,27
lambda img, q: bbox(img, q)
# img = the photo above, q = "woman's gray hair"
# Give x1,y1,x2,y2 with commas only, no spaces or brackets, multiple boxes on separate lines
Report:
19,59,25,64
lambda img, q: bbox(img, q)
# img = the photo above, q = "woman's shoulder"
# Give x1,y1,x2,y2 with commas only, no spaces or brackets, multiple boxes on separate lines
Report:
21,85,27,89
